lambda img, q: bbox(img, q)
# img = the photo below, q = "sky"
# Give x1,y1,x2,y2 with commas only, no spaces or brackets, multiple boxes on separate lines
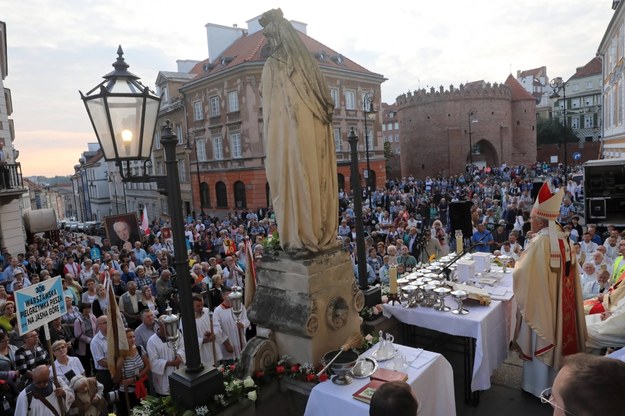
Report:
1,0,617,177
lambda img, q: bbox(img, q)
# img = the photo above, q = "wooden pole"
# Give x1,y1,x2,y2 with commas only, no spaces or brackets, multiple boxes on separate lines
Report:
204,290,218,367
44,325,65,416
209,311,218,367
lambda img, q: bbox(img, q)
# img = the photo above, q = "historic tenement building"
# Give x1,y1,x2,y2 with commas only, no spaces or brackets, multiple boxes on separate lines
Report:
597,0,625,158
156,16,386,214
396,75,537,177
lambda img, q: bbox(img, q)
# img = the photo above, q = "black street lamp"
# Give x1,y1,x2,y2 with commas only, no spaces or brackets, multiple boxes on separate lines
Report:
107,172,119,215
70,173,79,220
363,92,376,211
348,128,381,305
74,164,86,221
186,131,203,216
550,76,568,180
80,46,220,409
467,109,477,165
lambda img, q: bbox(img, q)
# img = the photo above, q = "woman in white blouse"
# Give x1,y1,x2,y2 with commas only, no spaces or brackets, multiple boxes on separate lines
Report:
52,340,85,385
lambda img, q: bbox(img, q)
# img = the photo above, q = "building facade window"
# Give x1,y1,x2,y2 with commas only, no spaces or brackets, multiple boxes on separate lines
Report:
177,124,184,144
228,90,239,113
395,135,399,142
230,133,242,158
382,124,386,131
216,181,228,208
619,83,623,126
366,128,373,150
196,138,207,161
330,89,340,108
234,181,247,208
178,160,187,182
194,101,203,121
334,127,341,152
394,122,399,129
571,98,580,109
571,116,580,129
210,96,220,117
200,182,210,208
586,81,593,89
585,96,594,107
155,129,161,149
584,114,594,128
213,136,223,160
344,90,355,110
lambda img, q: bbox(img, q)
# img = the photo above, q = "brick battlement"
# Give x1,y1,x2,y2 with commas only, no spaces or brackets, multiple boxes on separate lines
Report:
396,82,511,107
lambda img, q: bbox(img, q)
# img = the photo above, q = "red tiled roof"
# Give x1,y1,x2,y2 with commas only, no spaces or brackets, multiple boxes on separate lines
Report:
189,29,374,80
569,57,602,80
505,74,536,101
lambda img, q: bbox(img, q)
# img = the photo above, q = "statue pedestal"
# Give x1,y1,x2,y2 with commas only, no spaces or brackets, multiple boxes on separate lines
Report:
248,248,363,365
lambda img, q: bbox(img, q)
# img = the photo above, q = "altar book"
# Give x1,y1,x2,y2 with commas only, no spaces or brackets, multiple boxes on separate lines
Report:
352,380,385,404
370,367,408,382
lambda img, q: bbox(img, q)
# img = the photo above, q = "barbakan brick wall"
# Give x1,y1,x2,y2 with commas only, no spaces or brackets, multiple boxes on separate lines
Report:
396,78,537,178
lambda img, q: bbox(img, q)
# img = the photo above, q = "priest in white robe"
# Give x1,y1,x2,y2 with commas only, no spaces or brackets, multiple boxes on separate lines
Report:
513,183,586,397
15,365,75,416
147,317,186,396
213,286,250,362
181,294,224,368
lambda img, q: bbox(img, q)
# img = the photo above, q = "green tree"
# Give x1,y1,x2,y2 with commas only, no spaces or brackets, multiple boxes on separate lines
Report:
537,118,577,146
383,141,393,161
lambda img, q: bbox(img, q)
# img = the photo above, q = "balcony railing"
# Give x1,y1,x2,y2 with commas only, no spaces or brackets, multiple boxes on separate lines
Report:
0,162,24,191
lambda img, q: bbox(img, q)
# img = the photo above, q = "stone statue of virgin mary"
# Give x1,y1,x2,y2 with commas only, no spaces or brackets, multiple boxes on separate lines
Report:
260,9,339,255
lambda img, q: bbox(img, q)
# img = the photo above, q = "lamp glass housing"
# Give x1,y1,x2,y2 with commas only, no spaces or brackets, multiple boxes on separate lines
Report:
80,46,161,162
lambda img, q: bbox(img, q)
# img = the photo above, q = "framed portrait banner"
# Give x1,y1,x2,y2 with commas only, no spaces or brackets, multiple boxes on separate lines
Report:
104,213,142,250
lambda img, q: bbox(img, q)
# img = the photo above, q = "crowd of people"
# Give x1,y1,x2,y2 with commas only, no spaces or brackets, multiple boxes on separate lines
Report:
0,162,624,415
0,217,261,414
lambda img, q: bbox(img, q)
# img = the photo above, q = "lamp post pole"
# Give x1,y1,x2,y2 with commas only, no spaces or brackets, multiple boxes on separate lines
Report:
348,128,368,290
187,132,203,216
363,92,374,211
110,174,119,215
550,77,568,181
161,122,203,373
71,175,78,220
467,109,477,165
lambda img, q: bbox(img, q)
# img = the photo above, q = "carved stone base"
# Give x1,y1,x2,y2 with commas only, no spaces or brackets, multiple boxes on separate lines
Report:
248,248,362,366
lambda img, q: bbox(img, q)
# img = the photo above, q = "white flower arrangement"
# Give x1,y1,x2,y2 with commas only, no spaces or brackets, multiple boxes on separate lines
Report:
195,405,209,416
243,376,255,388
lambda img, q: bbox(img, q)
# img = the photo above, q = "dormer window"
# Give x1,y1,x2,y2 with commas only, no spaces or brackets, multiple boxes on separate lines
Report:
330,54,344,64
220,56,234,66
203,62,217,72
315,51,327,61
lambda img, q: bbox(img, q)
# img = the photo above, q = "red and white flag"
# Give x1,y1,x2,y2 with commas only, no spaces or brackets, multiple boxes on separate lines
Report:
141,208,150,235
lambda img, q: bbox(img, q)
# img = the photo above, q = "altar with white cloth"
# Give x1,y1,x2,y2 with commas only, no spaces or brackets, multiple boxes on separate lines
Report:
383,267,516,401
304,344,456,416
